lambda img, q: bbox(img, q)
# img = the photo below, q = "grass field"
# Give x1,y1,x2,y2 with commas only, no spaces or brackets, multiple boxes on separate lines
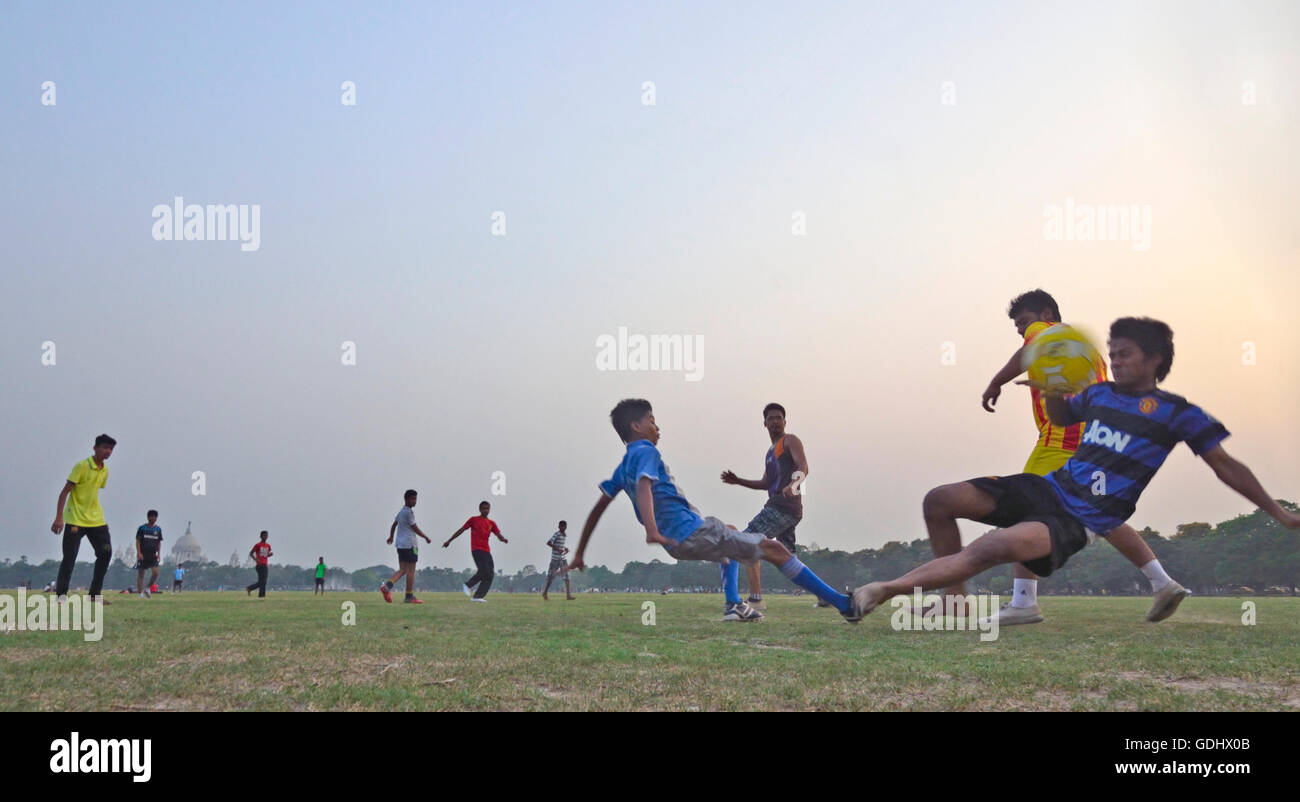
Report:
2,591,1296,711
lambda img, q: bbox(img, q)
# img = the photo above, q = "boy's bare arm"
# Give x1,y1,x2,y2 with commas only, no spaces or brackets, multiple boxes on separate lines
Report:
569,494,614,570
983,347,1027,412
51,480,74,533
636,476,672,547
1202,446,1300,528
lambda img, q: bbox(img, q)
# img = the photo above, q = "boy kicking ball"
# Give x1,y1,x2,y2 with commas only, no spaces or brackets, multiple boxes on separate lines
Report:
381,489,432,604
851,317,1300,620
567,399,859,623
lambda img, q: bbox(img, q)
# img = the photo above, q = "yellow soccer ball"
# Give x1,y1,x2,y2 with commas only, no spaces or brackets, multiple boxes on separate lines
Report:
1020,323,1102,394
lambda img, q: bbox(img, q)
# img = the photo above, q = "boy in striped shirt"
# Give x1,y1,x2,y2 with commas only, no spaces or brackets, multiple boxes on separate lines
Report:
853,318,1300,618
542,520,574,601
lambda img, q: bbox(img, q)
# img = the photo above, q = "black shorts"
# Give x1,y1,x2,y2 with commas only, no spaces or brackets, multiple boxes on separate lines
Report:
396,548,418,564
314,577,325,587
137,555,159,570
966,473,1091,578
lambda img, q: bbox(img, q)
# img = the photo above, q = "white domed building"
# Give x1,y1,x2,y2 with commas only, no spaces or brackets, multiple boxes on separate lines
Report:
170,521,205,565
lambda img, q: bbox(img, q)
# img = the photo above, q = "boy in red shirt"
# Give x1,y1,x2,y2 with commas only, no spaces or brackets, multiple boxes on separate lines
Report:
246,531,273,597
445,501,508,602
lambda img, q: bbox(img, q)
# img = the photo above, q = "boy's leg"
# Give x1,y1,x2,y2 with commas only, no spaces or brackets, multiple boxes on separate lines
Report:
472,552,495,598
720,560,742,605
137,568,145,594
745,562,762,603
1102,523,1188,621
857,523,1051,613
757,539,852,614
922,482,998,599
404,564,415,597
87,528,112,598
564,573,573,599
55,527,82,597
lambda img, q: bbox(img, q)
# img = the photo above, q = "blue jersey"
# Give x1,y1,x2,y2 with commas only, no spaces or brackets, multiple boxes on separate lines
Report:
1046,383,1229,533
599,440,704,543
136,525,163,556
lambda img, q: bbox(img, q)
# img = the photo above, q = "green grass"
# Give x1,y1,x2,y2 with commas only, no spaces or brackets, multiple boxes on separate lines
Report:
1,592,1296,711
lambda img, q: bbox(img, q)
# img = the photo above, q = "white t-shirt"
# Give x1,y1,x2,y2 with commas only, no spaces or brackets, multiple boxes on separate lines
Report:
394,506,418,549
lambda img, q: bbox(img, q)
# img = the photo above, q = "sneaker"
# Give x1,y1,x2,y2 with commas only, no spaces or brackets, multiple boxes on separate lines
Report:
1146,581,1190,622
980,601,1044,627
462,583,473,598
470,597,487,603
404,597,424,604
722,602,763,622
850,583,888,619
746,596,766,610
56,595,68,605
138,593,147,600
143,588,151,599
379,583,392,603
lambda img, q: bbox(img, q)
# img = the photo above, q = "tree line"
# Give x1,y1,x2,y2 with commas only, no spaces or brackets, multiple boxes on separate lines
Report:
4,502,1295,595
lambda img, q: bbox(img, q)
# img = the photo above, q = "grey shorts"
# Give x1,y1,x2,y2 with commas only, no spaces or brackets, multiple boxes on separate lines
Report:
745,504,801,554
666,517,765,565
547,558,568,580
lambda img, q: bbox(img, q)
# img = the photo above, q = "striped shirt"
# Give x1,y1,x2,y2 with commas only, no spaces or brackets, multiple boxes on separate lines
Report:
1045,383,1229,533
547,531,567,560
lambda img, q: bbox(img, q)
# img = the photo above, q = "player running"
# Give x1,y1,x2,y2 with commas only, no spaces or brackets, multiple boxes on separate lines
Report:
542,520,574,601
446,501,508,602
246,531,273,597
135,510,163,598
721,402,808,612
51,434,117,606
382,490,431,603
973,290,1187,624
852,317,1300,620
569,399,860,623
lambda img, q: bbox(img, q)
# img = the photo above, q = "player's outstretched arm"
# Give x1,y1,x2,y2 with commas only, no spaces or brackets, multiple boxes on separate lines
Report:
570,494,614,571
636,476,672,547
1202,446,1300,528
1042,393,1074,426
444,523,469,547
720,469,767,490
983,348,1027,412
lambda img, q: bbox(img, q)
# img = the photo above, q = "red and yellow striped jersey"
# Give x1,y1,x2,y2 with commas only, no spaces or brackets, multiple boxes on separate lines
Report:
1024,321,1108,451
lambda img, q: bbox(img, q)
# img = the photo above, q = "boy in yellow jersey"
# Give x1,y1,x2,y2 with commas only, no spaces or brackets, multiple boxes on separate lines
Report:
50,434,117,604
970,290,1188,624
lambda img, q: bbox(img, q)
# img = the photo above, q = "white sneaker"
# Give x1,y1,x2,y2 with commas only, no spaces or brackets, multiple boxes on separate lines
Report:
1146,581,1190,622
470,597,487,603
980,602,1045,627
56,595,68,605
462,584,473,598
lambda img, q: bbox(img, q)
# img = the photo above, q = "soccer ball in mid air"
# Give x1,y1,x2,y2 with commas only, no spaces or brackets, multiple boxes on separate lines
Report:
1021,323,1102,394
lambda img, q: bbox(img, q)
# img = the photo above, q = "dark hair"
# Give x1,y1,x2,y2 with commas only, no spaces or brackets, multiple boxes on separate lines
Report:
1110,317,1174,381
1007,289,1060,322
404,489,417,498
259,530,268,538
762,403,786,419
610,399,653,442
558,520,567,527
147,509,158,517
479,500,490,508
95,434,117,448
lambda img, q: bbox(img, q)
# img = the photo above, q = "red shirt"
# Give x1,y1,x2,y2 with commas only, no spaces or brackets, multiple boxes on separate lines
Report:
465,517,500,552
251,542,272,566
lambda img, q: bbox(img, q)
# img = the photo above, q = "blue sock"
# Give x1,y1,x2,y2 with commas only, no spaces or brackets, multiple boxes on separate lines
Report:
720,560,741,604
779,557,849,613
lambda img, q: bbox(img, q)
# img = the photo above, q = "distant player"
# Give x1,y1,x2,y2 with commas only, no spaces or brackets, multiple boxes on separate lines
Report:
246,531,272,597
974,290,1188,623
852,318,1300,619
568,399,860,623
445,501,508,602
542,520,574,601
51,434,117,605
314,557,327,595
172,564,184,593
382,490,432,603
135,509,163,599
721,402,808,612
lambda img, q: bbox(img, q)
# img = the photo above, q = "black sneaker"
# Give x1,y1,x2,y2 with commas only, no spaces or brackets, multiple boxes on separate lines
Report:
722,601,764,622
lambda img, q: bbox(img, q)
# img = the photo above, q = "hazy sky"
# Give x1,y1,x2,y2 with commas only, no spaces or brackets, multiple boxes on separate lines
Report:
3,1,1297,575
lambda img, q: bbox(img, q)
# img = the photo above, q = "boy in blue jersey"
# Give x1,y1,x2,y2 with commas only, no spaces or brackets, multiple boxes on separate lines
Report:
853,318,1300,619
567,399,861,623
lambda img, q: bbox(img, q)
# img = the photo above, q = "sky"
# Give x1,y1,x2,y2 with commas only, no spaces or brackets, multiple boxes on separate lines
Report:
2,1,1297,575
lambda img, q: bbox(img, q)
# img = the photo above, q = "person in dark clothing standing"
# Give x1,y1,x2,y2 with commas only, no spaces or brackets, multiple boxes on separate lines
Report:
246,531,273,597
445,501,508,602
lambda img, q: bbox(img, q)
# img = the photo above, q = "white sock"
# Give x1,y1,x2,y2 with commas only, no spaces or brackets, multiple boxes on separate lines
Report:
1010,578,1038,608
1141,560,1172,591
